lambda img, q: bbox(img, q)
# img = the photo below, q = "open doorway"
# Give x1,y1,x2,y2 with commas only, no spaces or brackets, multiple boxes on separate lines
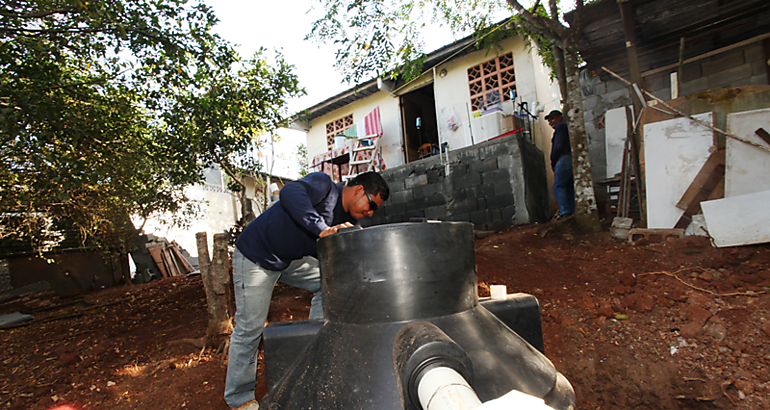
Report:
400,83,438,163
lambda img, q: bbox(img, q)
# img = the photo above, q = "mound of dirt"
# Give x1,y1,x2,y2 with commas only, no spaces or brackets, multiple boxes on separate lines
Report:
1,221,768,409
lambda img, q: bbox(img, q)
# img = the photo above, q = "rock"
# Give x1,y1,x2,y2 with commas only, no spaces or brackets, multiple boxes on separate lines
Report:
636,294,656,313
550,310,562,323
759,319,770,338
704,323,727,341
561,316,576,327
697,271,714,282
687,292,712,308
577,296,595,310
668,287,688,302
595,316,607,326
621,294,637,309
680,321,705,338
57,352,79,367
614,285,630,295
597,305,615,318
618,272,637,287
685,304,712,326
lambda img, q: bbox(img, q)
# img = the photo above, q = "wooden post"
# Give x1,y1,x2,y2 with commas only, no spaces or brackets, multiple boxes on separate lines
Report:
196,232,233,347
618,0,645,117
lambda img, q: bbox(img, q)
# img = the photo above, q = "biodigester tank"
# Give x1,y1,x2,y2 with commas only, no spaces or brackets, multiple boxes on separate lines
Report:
260,221,575,410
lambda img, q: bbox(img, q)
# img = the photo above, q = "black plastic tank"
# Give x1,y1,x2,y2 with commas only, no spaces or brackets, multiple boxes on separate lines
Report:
260,222,575,410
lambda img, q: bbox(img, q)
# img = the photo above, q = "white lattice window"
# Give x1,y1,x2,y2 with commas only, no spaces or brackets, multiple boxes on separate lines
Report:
467,52,516,112
325,114,354,150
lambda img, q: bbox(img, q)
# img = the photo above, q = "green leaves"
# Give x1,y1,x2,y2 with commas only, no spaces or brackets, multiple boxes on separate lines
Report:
307,0,511,83
1,0,303,255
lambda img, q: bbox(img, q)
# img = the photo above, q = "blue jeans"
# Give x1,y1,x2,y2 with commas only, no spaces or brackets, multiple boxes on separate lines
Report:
553,155,575,216
224,248,324,408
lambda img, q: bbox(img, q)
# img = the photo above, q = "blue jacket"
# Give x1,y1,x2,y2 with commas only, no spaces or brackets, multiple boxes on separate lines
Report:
550,122,571,168
235,172,355,271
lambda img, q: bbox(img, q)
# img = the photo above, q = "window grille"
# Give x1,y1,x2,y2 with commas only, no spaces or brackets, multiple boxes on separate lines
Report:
325,114,354,150
467,52,517,112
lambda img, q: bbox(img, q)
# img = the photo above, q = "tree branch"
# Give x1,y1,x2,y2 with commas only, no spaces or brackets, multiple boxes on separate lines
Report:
0,8,73,19
505,0,566,38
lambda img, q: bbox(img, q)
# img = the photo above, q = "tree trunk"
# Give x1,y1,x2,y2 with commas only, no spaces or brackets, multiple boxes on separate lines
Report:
196,232,234,347
553,46,568,108
563,45,602,232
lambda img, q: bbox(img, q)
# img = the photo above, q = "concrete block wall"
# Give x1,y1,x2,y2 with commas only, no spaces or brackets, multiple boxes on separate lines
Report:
365,134,550,230
581,42,768,211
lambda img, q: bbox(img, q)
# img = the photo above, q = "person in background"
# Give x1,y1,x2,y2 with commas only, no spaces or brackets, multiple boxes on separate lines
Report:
545,110,575,219
224,171,389,410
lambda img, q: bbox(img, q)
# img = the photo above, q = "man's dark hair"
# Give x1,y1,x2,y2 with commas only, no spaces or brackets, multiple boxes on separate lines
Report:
349,172,390,201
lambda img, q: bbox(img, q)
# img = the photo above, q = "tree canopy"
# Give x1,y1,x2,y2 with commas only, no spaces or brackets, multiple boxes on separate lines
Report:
1,0,303,255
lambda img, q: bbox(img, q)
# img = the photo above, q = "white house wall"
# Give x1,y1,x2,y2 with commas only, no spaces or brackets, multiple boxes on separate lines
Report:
307,91,405,170
137,166,241,258
306,36,561,179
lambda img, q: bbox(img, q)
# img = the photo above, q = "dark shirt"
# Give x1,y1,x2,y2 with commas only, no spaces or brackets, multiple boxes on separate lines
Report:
235,172,355,271
550,122,571,168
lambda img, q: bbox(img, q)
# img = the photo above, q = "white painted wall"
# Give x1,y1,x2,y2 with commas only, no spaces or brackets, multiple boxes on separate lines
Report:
643,113,715,229
305,35,561,170
137,166,242,258
725,108,770,197
307,91,404,170
605,107,628,178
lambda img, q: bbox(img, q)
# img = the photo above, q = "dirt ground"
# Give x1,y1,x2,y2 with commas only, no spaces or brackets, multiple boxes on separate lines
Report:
2,220,770,410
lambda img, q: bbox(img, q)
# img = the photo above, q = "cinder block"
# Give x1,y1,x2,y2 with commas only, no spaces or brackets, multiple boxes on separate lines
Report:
702,49,745,76
752,60,767,76
681,63,702,82
405,197,430,212
404,174,428,189
744,43,764,64
486,193,515,209
429,194,447,207
708,64,752,89
501,205,517,221
497,154,515,171
601,89,631,105
452,197,478,214
628,228,684,246
681,76,709,96
751,74,769,85
480,185,496,197
391,190,412,204
424,206,449,220
427,169,442,183
483,158,498,172
471,210,490,226
385,202,406,216
582,95,600,111
493,183,513,195
482,169,511,185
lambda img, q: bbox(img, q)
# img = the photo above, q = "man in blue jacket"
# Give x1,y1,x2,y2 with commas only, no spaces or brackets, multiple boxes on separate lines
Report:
546,110,575,218
225,171,389,409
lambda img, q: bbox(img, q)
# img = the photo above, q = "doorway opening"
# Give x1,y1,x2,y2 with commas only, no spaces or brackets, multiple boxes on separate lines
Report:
400,83,439,163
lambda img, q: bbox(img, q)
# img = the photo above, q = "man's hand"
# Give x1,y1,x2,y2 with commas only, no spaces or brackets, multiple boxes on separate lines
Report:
319,222,354,238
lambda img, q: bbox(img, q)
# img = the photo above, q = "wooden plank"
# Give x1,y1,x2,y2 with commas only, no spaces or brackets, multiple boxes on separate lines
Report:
707,177,725,201
756,128,770,146
674,172,723,229
675,150,726,210
163,248,181,277
146,244,169,278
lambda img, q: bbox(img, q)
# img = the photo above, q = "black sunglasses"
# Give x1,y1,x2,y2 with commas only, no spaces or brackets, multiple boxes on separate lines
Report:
363,188,378,212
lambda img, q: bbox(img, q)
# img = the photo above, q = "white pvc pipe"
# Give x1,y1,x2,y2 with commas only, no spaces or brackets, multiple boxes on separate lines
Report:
417,367,482,410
